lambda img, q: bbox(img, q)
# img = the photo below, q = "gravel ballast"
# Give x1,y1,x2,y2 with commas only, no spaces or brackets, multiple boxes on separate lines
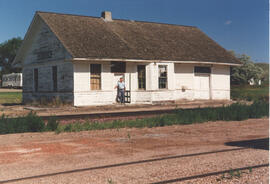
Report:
0,118,268,183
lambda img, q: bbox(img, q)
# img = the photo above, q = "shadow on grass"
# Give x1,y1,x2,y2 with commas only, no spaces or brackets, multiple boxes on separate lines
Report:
225,138,269,150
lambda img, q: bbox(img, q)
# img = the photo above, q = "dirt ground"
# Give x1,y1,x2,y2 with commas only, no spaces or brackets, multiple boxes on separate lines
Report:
0,118,268,183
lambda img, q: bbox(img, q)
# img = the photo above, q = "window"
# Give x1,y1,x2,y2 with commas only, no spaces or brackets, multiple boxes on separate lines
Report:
137,65,146,90
194,66,211,74
37,51,52,60
111,61,126,73
52,66,57,92
34,68,38,92
158,65,167,89
90,64,101,90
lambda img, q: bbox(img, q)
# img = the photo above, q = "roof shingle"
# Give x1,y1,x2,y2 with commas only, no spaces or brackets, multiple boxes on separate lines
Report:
38,11,240,64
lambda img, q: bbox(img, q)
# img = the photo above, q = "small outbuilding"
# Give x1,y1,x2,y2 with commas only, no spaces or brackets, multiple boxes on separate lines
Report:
13,11,241,106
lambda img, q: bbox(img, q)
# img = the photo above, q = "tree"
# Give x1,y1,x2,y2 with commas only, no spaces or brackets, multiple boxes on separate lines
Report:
231,53,264,85
0,37,23,74
255,62,269,85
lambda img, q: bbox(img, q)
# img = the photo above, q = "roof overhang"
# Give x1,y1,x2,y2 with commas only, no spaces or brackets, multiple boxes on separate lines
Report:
72,58,242,66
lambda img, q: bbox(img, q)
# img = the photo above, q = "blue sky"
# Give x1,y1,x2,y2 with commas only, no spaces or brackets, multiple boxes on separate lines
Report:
0,0,268,62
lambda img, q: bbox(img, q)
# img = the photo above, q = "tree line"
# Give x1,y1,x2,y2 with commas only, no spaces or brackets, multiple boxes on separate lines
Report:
0,37,23,75
229,52,268,85
0,37,268,85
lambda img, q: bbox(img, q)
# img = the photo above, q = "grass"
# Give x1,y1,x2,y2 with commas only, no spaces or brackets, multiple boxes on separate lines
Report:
0,92,22,104
0,91,68,107
216,167,254,182
0,112,59,134
231,85,269,102
0,99,267,135
55,101,269,134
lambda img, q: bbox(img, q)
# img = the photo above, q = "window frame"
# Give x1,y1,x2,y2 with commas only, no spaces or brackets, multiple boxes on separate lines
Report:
194,66,211,74
52,66,57,92
90,64,102,90
34,68,38,92
137,65,146,90
111,61,126,73
158,65,168,89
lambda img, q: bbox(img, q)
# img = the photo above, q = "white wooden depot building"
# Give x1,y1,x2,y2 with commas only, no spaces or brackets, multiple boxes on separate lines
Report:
13,11,241,106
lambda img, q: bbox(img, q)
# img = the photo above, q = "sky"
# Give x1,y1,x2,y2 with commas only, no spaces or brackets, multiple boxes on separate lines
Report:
0,0,268,63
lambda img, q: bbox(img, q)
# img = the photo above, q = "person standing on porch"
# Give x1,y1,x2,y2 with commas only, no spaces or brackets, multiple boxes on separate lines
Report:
115,77,126,104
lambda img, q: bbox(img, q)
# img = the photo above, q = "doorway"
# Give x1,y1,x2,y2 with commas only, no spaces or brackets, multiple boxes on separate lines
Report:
193,66,211,100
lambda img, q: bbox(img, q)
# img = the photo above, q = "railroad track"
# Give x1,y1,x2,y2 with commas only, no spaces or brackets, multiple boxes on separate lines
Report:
150,163,269,184
37,108,179,121
12,101,233,121
0,147,267,183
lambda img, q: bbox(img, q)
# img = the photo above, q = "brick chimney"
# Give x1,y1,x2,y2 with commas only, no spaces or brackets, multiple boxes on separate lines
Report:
101,11,112,21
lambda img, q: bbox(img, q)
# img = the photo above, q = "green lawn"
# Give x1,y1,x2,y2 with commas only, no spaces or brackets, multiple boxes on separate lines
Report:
231,85,269,102
0,92,22,104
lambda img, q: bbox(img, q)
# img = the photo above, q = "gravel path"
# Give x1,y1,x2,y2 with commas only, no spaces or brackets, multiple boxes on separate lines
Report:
0,118,268,183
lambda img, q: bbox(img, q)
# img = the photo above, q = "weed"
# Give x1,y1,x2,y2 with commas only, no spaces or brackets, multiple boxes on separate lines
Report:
229,169,243,179
54,101,269,133
0,112,45,134
221,173,225,179
63,124,72,132
235,170,241,178
0,112,59,134
107,178,116,184
46,117,59,131
228,169,234,179
217,169,247,181
0,100,268,135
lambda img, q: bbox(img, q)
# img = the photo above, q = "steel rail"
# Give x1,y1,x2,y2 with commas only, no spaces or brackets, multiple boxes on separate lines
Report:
34,108,178,121
150,163,269,184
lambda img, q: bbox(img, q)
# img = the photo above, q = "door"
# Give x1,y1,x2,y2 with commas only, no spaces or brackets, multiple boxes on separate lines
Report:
194,74,210,99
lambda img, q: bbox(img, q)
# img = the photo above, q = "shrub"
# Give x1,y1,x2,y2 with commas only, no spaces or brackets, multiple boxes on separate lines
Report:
55,101,269,133
25,112,45,132
46,117,59,131
0,101,268,135
0,112,45,134
0,112,61,134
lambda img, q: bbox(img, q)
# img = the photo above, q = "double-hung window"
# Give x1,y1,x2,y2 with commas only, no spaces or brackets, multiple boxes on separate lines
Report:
158,65,167,89
137,65,146,90
90,64,101,90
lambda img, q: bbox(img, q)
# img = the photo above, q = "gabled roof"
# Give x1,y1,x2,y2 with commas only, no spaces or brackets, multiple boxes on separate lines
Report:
28,11,241,64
